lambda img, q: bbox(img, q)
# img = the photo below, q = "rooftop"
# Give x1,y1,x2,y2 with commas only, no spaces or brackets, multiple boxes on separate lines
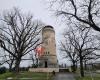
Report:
43,25,54,29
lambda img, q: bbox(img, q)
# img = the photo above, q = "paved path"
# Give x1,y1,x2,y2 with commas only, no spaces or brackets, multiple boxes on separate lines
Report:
54,73,75,80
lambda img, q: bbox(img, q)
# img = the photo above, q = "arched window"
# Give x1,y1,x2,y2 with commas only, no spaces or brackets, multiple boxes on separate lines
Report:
48,52,50,54
46,52,47,55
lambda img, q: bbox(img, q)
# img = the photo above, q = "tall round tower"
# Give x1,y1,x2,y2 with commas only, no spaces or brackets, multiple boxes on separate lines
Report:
39,25,58,68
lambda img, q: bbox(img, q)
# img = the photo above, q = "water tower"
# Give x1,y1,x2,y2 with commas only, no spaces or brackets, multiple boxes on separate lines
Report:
39,25,58,68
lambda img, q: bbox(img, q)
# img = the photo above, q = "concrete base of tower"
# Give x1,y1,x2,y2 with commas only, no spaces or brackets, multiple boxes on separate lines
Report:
38,61,58,68
38,58,59,68
38,63,58,68
29,68,59,72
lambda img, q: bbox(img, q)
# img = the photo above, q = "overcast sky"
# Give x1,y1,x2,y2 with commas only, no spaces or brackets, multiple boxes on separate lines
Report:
0,0,70,67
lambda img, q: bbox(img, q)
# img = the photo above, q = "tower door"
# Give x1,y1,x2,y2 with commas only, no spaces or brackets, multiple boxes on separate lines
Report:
44,61,48,68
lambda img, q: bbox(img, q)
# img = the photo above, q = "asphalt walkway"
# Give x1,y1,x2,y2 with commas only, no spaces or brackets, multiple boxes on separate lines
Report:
54,73,75,80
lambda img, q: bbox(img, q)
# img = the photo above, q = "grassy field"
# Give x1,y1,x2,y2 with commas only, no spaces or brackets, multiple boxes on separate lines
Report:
75,73,100,80
0,72,53,80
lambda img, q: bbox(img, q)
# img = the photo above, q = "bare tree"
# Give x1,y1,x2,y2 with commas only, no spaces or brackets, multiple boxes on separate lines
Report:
50,0,100,32
61,25,99,77
83,50,99,70
3,44,15,71
60,41,78,72
0,55,14,71
0,8,43,72
29,52,38,68
29,53,35,66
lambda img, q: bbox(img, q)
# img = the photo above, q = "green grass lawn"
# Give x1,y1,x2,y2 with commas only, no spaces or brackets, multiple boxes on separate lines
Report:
0,72,13,79
0,72,53,80
75,74,100,80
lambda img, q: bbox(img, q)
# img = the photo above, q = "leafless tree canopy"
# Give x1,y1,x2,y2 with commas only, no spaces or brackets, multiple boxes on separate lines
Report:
50,0,100,31
49,0,100,77
0,8,43,72
60,25,100,76
60,40,78,72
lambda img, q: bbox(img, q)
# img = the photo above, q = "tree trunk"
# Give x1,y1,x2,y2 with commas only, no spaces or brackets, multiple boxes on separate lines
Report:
9,64,12,72
75,61,77,69
9,60,14,72
36,58,38,67
84,60,87,70
80,56,84,77
32,58,34,65
14,58,21,73
72,61,76,72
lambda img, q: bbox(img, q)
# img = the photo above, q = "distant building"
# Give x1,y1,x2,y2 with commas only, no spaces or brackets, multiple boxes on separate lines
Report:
86,61,100,70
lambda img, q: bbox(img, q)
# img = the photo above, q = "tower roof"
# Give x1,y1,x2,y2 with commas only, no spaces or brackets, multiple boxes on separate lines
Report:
43,25,54,29
42,25,55,33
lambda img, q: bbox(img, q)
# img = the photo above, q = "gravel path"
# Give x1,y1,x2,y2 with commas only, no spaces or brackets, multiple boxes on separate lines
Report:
54,73,75,80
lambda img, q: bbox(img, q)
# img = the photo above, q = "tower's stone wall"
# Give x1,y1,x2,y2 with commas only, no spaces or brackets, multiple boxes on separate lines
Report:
39,26,58,68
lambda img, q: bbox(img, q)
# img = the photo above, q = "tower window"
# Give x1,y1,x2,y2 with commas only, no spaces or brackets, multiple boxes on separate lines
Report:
44,51,50,55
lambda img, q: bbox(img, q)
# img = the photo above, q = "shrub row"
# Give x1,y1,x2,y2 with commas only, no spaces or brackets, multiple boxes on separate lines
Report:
0,67,7,74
